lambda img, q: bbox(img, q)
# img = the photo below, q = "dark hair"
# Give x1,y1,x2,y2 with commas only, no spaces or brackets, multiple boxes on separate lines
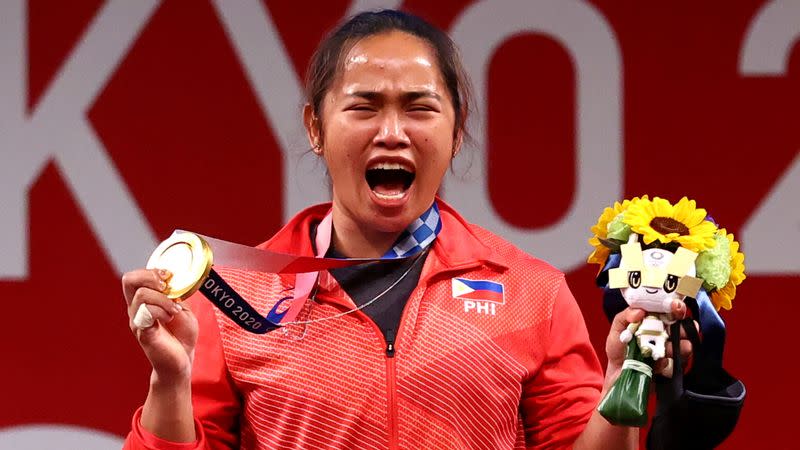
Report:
305,9,472,141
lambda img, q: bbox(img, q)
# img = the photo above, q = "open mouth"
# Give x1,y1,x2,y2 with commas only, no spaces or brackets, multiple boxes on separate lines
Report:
365,162,415,200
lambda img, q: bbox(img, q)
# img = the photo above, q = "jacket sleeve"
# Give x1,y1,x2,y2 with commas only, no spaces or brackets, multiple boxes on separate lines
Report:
521,278,604,449
123,296,242,450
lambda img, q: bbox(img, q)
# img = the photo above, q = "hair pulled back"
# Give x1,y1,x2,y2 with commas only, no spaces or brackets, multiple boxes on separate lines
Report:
305,9,472,140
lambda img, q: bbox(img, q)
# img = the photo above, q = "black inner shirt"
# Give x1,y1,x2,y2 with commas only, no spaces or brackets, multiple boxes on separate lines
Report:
312,223,428,348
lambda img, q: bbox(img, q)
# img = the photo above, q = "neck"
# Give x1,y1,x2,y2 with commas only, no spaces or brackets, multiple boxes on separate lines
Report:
330,205,403,258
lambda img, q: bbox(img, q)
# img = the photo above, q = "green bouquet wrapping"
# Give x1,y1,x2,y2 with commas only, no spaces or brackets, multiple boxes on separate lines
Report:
597,339,653,427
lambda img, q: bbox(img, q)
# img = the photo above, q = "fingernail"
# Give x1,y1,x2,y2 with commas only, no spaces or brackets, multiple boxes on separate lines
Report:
173,303,182,314
158,269,172,280
159,280,167,291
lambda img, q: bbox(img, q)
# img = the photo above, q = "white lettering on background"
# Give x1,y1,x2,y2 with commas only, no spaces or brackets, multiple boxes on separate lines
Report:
446,0,623,271
0,0,161,279
739,0,800,274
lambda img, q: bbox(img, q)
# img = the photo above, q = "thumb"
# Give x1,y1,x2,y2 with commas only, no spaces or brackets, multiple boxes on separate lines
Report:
136,319,193,377
164,303,199,348
611,307,645,333
606,307,645,371
135,319,169,353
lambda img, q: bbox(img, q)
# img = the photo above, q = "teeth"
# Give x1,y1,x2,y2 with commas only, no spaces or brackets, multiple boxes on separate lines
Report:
368,162,413,172
374,191,405,200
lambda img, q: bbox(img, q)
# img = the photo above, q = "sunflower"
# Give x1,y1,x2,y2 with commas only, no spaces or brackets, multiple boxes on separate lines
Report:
709,229,746,311
623,196,718,252
587,196,647,266
711,281,736,311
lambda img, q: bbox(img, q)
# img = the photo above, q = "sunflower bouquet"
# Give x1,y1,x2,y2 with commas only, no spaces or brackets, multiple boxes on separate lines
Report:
588,196,746,427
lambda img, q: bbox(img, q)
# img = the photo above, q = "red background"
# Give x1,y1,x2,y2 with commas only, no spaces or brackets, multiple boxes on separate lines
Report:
2,0,799,448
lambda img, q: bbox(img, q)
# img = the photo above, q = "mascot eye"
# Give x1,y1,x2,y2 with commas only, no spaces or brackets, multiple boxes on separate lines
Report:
664,274,678,293
628,271,641,289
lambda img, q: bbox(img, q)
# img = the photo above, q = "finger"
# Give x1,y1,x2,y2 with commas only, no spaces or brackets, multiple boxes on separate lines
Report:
670,300,687,320
132,303,154,329
678,339,693,360
122,269,172,305
654,358,674,378
129,287,181,321
665,339,693,361
625,307,646,324
163,304,199,351
611,307,645,332
131,303,173,332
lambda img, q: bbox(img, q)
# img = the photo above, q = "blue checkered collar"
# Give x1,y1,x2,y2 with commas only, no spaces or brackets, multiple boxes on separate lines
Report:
383,202,442,258
308,201,443,261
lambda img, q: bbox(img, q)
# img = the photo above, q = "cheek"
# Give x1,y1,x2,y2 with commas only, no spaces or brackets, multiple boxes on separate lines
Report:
330,156,358,179
323,109,373,145
324,150,356,181
323,126,360,170
414,126,453,164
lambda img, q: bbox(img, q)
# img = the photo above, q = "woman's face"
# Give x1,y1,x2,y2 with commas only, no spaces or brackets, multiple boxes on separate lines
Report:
309,31,459,235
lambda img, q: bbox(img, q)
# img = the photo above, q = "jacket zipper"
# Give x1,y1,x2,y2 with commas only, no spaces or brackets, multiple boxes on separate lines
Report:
382,282,426,450
385,328,399,450
355,312,400,450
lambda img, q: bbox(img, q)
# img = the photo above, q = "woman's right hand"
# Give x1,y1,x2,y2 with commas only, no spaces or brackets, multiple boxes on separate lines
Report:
122,268,199,383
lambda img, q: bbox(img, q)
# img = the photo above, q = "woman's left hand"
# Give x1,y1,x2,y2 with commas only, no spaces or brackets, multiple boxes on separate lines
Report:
605,302,696,382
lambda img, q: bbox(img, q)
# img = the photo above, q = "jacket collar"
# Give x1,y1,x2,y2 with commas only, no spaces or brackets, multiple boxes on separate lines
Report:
258,198,510,274
428,199,509,272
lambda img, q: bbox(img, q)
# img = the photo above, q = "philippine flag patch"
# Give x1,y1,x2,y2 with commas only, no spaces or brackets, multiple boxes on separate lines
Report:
452,278,505,303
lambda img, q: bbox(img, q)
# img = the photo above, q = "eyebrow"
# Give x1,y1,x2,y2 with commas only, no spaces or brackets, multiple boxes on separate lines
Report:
348,90,442,101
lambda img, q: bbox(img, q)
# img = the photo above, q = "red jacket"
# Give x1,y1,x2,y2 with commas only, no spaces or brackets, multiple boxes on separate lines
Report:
124,201,603,449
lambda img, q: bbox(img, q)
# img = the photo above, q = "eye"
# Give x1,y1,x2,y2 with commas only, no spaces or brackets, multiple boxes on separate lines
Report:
407,106,438,117
628,271,641,289
344,101,379,113
663,274,678,293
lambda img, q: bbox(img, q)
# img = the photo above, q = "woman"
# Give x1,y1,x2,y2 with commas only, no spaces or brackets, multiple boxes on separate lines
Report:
122,10,685,449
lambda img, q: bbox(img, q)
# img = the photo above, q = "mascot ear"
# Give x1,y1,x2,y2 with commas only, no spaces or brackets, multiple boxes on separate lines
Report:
666,247,698,277
608,268,630,289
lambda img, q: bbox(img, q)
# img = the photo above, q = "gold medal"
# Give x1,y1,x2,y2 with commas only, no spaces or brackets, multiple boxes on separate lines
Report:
146,231,213,300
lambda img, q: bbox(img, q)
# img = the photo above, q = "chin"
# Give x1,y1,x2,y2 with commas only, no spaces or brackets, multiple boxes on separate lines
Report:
365,206,418,233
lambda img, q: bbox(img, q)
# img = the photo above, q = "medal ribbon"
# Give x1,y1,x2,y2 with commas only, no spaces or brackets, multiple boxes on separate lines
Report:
195,202,442,334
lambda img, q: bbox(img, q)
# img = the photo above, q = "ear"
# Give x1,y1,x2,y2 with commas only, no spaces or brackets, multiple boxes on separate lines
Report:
451,129,464,158
303,104,322,151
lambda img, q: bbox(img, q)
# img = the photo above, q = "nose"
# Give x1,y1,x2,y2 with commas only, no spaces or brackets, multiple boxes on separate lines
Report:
374,110,410,149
